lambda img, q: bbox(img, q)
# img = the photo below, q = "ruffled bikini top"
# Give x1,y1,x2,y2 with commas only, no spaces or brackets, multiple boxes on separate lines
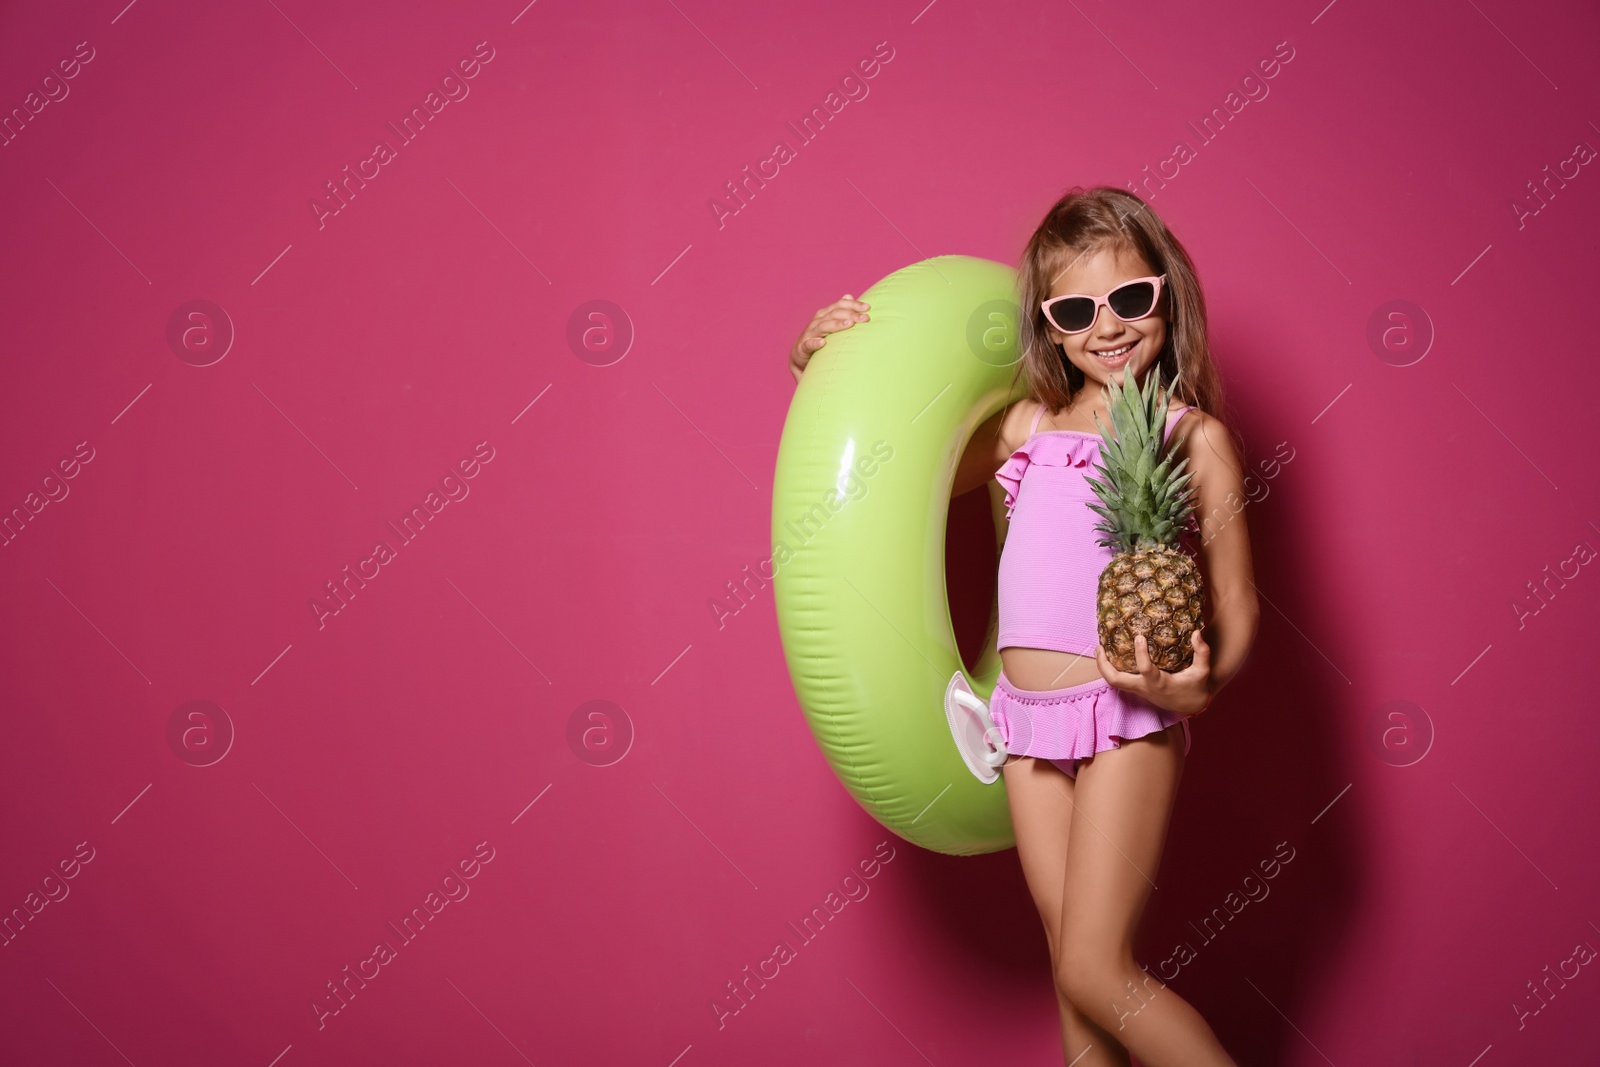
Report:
995,401,1196,656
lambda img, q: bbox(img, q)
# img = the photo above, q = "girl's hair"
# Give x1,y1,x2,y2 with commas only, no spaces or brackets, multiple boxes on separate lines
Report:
1014,186,1227,420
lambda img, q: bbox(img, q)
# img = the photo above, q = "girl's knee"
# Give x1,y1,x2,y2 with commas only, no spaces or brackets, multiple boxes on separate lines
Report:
1053,954,1101,1011
1054,951,1154,1020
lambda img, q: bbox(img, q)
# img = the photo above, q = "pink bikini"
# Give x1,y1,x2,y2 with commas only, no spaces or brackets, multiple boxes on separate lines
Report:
986,400,1197,779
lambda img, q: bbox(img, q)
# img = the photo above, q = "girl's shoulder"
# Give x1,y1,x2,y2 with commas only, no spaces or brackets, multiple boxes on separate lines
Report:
998,398,1049,454
1167,406,1245,477
1168,401,1203,429
1169,402,1224,435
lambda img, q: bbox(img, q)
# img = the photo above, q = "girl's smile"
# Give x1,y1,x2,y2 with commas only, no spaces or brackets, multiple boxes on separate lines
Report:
1088,338,1138,369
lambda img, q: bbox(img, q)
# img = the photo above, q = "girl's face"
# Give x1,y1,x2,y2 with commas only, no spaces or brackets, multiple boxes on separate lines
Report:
1044,245,1168,393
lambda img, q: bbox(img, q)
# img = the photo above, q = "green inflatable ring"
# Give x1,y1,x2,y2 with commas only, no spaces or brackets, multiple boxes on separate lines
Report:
772,255,1030,856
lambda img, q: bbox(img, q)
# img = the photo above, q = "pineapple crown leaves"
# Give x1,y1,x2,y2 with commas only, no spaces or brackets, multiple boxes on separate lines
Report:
1082,368,1198,551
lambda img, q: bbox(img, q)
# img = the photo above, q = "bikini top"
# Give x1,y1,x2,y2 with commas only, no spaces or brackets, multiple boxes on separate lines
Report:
995,400,1196,657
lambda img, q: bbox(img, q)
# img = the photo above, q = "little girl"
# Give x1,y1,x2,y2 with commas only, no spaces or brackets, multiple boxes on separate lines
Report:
787,186,1257,1065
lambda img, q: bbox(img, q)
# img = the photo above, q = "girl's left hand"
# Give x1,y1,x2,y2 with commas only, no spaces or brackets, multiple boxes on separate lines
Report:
1095,630,1213,717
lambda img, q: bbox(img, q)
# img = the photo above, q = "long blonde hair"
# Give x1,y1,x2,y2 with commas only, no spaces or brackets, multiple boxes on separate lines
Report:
1013,186,1228,420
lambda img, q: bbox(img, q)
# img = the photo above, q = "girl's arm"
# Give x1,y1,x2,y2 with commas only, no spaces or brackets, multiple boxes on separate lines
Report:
950,400,1033,498
1097,410,1260,714
1184,411,1260,697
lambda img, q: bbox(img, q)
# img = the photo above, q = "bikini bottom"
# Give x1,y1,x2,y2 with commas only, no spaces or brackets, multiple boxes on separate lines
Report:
988,669,1192,780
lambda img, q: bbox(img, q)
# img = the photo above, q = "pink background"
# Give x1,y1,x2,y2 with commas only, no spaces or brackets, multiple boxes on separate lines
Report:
2,0,1597,1063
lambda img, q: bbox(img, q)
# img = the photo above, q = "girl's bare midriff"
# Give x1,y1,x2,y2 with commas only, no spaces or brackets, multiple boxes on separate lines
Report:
999,645,1105,691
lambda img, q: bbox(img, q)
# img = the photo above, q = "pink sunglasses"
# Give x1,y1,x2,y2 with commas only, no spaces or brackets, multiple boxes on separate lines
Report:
1041,274,1168,335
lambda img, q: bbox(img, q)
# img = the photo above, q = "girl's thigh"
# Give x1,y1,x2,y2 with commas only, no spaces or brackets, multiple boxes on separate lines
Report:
1059,724,1187,956
1002,756,1078,952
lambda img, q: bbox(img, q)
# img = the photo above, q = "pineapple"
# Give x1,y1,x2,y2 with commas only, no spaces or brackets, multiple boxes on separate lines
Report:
1083,369,1205,673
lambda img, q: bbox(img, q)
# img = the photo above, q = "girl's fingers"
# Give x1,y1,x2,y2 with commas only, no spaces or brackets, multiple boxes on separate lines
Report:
814,313,861,336
1133,634,1159,679
801,314,865,354
792,296,866,382
814,298,870,324
1096,644,1143,693
821,307,869,330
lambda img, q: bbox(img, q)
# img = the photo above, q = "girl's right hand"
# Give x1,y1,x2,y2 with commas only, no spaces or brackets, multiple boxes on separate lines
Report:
789,295,869,383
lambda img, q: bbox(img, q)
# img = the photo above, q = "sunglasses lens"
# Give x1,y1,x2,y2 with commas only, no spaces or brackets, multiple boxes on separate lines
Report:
1108,280,1157,320
1047,297,1095,333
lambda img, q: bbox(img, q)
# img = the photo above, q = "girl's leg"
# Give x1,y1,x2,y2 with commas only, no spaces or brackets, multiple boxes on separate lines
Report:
1053,725,1236,1066
1002,756,1132,1066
